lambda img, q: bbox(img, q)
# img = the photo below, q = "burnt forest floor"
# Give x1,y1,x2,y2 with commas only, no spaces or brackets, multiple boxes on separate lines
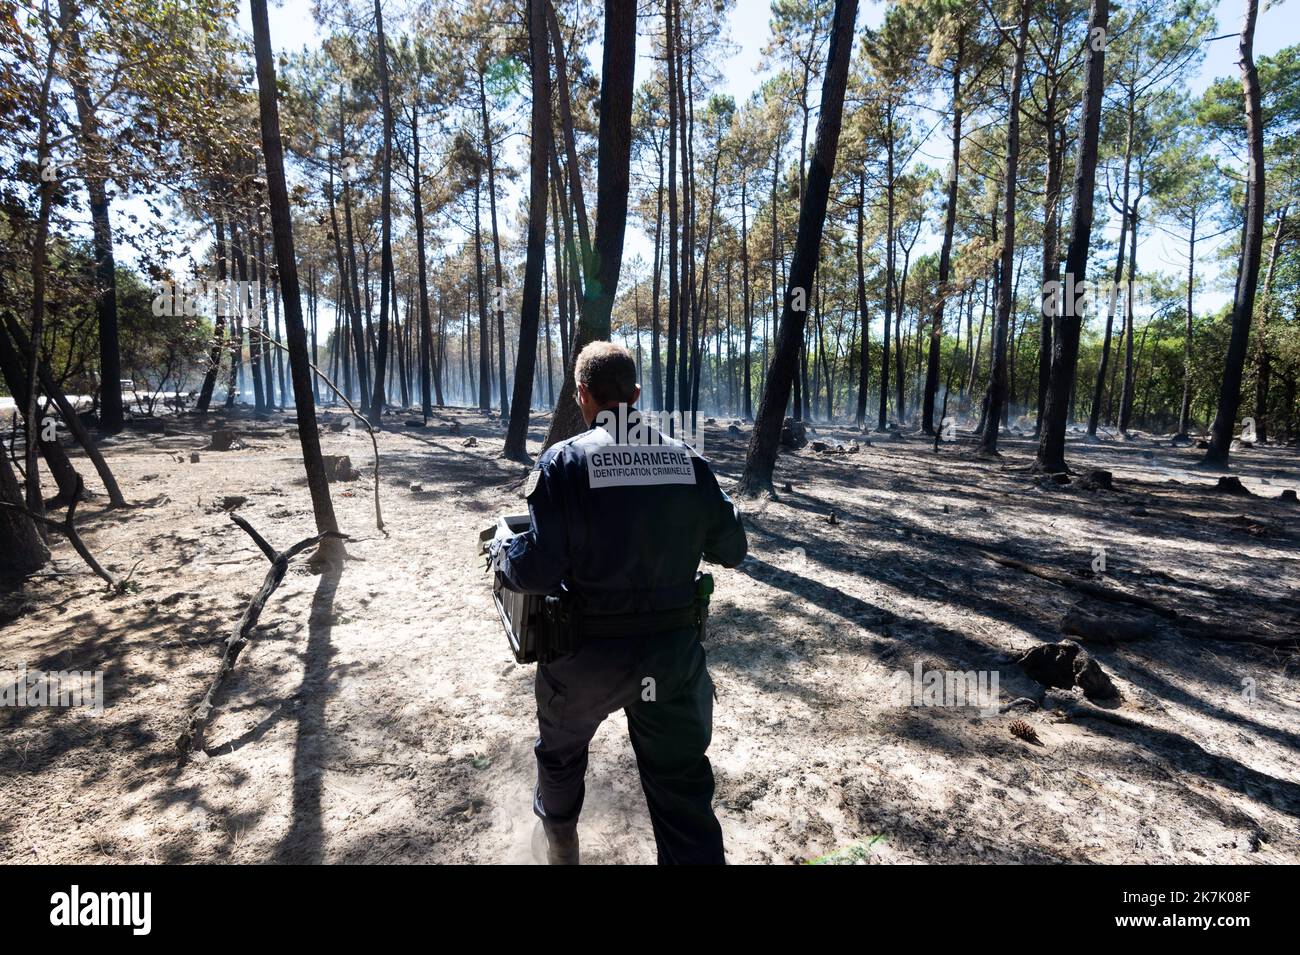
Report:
2,405,1298,864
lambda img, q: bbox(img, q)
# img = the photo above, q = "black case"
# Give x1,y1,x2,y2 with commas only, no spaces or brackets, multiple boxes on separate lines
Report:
479,514,546,664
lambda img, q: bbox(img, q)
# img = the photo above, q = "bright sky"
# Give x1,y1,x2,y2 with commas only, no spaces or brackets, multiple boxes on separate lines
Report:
133,0,1296,325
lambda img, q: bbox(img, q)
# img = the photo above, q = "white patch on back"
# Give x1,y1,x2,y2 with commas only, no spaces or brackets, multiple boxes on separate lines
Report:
586,444,697,488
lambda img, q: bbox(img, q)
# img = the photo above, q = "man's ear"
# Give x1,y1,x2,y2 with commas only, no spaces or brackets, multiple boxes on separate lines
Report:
630,384,642,406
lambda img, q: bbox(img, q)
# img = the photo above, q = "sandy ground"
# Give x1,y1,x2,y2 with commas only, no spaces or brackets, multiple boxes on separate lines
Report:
1,406,1298,865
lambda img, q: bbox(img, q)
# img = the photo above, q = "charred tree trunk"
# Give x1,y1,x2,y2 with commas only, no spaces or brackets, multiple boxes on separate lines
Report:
0,449,49,574
474,168,491,412
1251,206,1288,443
737,0,857,495
1036,0,1108,473
664,0,680,416
503,0,553,462
411,103,437,417
250,0,344,564
923,40,963,435
1204,0,1265,468
59,0,123,434
541,0,637,448
978,0,1030,456
369,0,395,424
196,210,229,413
480,69,509,420
1088,82,1135,436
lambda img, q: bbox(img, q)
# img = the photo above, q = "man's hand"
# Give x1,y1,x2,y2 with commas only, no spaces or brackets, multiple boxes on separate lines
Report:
484,535,516,583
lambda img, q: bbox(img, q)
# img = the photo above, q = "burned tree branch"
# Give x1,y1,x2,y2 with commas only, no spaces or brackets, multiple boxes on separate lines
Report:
252,328,384,534
175,513,348,755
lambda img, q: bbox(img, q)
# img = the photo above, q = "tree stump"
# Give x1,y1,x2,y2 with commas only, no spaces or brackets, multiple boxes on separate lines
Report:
208,429,239,452
1017,640,1117,702
1075,468,1113,491
779,417,807,450
1213,475,1252,495
321,455,359,482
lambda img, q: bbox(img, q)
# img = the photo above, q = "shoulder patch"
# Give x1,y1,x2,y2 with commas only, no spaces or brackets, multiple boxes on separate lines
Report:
524,469,542,499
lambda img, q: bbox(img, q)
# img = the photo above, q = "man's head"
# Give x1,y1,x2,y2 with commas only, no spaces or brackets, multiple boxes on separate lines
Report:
574,341,641,425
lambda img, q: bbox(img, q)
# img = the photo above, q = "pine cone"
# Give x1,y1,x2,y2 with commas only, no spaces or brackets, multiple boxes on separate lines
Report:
1009,719,1040,744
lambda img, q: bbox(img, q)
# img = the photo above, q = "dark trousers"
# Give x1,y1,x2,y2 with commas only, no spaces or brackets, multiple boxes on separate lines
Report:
533,626,725,864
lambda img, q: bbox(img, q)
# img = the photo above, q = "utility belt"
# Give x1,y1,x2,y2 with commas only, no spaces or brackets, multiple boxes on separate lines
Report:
511,573,713,666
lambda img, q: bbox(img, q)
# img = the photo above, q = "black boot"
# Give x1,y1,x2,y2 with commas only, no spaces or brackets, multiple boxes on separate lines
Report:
543,823,580,865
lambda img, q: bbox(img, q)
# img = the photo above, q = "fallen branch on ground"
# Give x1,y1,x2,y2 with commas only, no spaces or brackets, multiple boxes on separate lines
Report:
1061,607,1158,644
175,513,347,755
980,549,1298,651
1042,690,1144,729
978,549,1176,617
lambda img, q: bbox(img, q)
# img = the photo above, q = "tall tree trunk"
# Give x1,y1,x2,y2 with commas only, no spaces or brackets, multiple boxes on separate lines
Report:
651,144,665,409
342,170,369,412
250,0,343,563
546,0,592,281
894,236,907,421
59,0,123,433
1117,194,1142,434
1205,0,1265,467
474,169,491,411
1176,211,1198,437
550,164,570,378
741,173,753,419
978,0,1030,455
1252,205,1288,442
541,0,637,448
664,0,679,416
411,101,437,417
1036,0,1108,472
677,14,694,418
738,0,857,494
1037,115,1063,436
369,0,395,424
0,445,50,572
1088,82,1135,436
854,171,870,427
197,209,229,412
480,69,510,419
878,115,895,431
923,40,963,434
256,206,276,409
503,0,552,461
24,20,60,520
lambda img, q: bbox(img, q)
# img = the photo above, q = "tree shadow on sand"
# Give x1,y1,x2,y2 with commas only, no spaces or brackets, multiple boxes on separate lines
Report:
274,563,342,863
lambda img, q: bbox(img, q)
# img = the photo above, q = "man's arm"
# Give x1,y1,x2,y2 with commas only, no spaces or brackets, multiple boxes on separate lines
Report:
699,461,747,568
496,455,571,594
